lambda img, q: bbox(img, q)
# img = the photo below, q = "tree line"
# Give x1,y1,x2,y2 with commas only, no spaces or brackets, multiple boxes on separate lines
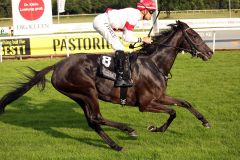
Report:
0,0,239,18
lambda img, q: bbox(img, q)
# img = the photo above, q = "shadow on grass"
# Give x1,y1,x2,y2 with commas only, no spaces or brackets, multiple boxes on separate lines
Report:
0,95,187,149
0,96,121,150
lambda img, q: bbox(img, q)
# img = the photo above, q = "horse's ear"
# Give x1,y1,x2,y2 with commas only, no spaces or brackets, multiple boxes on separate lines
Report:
176,20,183,28
176,20,182,26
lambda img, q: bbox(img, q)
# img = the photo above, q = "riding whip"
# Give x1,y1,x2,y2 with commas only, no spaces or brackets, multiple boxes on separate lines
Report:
129,10,161,49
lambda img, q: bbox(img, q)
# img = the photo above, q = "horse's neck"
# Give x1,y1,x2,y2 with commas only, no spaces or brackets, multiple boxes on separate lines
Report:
151,30,183,75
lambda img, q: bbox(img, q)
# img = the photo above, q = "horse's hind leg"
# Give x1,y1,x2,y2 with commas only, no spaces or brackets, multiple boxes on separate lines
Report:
160,96,210,128
79,97,137,136
72,94,123,151
87,117,123,151
78,99,136,136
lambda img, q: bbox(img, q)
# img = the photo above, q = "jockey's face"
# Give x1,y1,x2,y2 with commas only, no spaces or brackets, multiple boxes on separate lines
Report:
142,9,154,20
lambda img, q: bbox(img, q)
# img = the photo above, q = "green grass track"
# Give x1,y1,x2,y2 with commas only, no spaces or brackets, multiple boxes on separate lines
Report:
0,51,239,160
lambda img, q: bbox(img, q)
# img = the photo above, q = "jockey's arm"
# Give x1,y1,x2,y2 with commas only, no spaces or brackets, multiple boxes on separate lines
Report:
122,29,141,43
123,29,153,44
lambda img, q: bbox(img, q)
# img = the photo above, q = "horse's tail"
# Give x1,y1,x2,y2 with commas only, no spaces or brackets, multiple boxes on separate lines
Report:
0,65,55,113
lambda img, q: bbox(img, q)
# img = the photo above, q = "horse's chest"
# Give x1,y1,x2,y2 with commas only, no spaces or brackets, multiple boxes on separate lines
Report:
138,77,166,97
150,83,165,97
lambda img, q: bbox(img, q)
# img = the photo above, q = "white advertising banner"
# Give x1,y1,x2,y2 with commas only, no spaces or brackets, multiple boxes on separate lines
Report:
12,0,53,35
58,0,66,13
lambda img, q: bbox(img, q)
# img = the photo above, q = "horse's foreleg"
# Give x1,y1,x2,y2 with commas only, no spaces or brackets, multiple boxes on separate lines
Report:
140,102,176,132
160,96,210,128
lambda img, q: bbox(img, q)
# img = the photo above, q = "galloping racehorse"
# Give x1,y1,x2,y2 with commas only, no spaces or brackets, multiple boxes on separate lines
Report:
0,21,213,151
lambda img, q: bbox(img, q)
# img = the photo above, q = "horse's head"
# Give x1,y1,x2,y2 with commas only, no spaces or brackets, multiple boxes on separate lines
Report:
176,20,213,61
138,21,213,60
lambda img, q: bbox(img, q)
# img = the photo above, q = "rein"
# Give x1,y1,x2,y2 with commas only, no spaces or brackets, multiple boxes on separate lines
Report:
129,10,161,49
131,27,206,58
147,58,172,81
130,40,194,56
152,42,193,53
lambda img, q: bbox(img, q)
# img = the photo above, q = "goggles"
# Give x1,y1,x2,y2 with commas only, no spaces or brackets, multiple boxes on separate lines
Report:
148,9,155,14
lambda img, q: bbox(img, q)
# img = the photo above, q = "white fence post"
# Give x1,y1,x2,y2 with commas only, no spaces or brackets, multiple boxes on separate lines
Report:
65,36,69,57
212,31,216,53
0,41,2,63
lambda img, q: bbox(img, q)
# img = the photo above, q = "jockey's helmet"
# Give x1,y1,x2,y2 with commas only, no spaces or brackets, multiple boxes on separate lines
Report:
137,0,157,13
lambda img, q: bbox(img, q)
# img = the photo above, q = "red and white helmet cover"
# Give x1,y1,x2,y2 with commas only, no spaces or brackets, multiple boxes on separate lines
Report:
137,0,156,11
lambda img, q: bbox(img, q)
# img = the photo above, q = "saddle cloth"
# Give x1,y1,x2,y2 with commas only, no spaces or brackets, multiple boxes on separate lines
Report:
98,53,137,81
97,53,137,105
98,55,116,81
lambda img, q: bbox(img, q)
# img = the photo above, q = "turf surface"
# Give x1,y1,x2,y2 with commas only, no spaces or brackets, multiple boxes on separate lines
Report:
0,51,239,160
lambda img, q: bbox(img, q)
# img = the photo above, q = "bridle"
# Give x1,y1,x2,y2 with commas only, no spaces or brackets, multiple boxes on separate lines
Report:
156,26,206,58
181,27,205,57
131,26,206,58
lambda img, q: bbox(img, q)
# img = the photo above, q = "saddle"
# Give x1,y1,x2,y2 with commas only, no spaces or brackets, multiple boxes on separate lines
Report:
98,53,137,105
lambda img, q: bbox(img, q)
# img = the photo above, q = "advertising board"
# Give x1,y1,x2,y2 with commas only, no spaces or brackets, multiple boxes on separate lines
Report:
12,0,53,35
0,33,138,56
0,30,239,58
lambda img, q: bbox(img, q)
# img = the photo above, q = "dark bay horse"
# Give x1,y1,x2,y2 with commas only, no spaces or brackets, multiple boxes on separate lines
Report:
0,21,213,151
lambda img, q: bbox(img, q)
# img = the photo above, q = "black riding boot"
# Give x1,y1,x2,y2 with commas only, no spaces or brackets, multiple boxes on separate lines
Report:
114,50,133,87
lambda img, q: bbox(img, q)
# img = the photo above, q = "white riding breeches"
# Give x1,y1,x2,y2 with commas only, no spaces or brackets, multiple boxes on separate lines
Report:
93,13,124,51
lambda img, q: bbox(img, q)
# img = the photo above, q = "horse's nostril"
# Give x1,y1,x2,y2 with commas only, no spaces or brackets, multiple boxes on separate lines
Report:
208,51,213,56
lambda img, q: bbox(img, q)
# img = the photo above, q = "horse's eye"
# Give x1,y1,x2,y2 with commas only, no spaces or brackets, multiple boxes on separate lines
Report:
193,35,198,39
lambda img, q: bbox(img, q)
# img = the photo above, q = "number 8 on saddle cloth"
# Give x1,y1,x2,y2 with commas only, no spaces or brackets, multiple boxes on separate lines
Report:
98,54,132,105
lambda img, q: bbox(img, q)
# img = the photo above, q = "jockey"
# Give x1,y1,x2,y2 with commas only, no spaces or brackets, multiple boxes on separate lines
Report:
93,0,157,87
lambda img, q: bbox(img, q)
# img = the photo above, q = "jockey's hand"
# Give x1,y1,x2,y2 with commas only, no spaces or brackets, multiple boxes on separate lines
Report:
142,37,153,44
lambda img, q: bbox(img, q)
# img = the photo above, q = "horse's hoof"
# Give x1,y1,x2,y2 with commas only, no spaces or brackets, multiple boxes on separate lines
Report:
112,145,123,152
0,108,5,114
203,122,211,128
128,130,138,137
147,125,158,132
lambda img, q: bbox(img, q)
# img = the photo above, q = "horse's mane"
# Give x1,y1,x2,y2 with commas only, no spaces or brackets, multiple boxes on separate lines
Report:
136,23,179,56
